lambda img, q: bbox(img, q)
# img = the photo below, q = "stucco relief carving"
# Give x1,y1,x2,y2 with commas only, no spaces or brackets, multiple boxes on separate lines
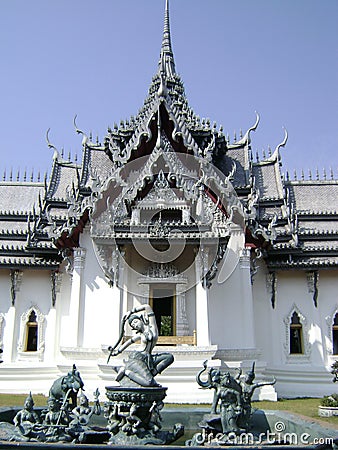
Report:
51,270,62,307
10,269,23,306
145,263,179,278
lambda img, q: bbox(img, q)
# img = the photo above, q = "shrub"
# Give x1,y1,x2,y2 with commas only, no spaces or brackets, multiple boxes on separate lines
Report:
321,394,338,407
331,360,338,383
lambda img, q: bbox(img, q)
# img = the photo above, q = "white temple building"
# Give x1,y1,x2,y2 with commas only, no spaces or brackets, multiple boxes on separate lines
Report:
0,0,337,403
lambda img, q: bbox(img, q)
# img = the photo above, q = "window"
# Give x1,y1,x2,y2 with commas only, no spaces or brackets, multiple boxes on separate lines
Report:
290,311,303,354
333,313,338,355
25,310,38,352
17,305,45,361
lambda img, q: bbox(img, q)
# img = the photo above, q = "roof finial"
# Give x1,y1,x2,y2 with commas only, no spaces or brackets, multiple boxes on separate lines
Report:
158,0,176,78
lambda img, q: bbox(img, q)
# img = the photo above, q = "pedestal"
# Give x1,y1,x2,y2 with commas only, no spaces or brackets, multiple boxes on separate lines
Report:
104,386,184,445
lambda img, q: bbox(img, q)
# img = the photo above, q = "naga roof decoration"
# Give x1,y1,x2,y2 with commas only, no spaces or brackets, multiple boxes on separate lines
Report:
1,0,338,274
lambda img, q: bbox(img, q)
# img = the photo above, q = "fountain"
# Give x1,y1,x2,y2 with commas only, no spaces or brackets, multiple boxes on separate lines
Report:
0,319,336,447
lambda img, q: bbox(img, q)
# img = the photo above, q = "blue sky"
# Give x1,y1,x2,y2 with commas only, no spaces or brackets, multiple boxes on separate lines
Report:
0,0,337,179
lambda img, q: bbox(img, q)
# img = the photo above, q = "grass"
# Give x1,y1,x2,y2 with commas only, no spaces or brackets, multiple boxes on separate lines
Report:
1,395,337,427
0,393,47,408
252,397,338,426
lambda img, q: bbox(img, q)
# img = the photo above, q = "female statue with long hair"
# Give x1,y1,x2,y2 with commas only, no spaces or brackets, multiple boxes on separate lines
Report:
107,304,174,387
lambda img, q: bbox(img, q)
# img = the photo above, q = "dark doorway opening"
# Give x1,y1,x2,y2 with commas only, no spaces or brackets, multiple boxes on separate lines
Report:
151,288,175,336
26,310,38,352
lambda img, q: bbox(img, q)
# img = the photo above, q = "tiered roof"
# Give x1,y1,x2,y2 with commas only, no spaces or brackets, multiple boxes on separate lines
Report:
0,0,337,273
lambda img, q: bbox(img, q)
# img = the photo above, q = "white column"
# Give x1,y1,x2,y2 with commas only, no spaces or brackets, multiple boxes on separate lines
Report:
44,308,57,362
68,248,86,347
195,250,210,346
3,306,16,362
239,246,256,347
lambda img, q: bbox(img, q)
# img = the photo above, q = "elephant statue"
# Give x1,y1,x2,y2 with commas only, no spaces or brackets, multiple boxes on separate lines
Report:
49,364,84,407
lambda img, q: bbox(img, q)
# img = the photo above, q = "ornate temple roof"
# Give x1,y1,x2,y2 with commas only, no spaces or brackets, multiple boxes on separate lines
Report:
0,0,337,272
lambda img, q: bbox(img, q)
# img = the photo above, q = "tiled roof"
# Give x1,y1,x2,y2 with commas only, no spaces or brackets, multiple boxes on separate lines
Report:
253,162,283,200
0,182,44,213
48,163,79,200
287,182,338,213
88,148,115,185
0,221,27,233
269,256,338,269
298,220,338,234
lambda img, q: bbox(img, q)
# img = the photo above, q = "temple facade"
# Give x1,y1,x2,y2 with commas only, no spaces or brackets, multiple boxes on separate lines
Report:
0,1,337,402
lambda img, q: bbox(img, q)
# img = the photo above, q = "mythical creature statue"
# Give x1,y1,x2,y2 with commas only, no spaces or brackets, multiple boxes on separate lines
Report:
237,363,276,430
105,304,183,445
49,364,84,407
195,361,276,437
107,304,174,387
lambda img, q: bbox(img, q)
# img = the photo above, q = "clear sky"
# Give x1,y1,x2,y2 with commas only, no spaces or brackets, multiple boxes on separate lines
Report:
0,0,337,180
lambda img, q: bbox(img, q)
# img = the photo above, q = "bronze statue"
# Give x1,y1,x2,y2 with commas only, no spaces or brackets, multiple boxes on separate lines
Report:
49,364,84,407
194,361,276,438
13,393,43,440
108,304,174,387
237,363,276,430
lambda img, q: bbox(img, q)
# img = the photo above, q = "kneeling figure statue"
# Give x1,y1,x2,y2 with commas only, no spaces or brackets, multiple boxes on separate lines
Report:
105,304,183,445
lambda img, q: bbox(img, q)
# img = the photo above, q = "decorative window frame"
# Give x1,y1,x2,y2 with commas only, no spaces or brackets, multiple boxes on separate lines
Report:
325,305,338,358
17,305,45,362
283,304,311,363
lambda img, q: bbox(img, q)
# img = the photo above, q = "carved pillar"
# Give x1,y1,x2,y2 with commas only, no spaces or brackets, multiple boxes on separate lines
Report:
119,248,130,315
195,248,210,346
68,248,86,347
176,283,189,336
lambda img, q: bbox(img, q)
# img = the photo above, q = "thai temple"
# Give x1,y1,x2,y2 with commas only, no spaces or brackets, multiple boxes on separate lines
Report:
0,0,337,402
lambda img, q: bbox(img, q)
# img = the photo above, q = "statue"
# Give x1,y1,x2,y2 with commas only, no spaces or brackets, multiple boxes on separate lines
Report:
107,304,174,387
13,393,44,440
237,363,276,430
3,368,108,444
70,390,101,427
49,364,84,407
105,304,183,445
190,361,276,445
43,397,71,442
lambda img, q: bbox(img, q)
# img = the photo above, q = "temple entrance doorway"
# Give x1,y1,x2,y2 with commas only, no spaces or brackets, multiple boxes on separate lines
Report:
150,287,176,337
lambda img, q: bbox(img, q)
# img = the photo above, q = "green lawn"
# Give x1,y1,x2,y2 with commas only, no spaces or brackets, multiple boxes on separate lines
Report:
0,393,47,408
252,397,338,426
